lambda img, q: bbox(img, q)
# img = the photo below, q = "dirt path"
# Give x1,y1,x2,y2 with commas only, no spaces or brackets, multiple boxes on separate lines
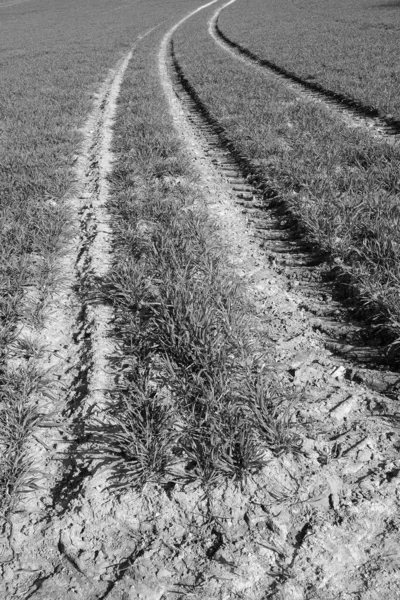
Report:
157,6,400,598
210,0,400,141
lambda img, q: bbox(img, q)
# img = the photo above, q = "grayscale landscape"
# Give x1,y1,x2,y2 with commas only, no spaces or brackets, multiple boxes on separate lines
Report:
1,0,400,598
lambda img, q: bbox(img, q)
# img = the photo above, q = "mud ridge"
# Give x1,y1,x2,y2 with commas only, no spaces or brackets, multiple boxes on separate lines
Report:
168,39,400,395
211,0,400,139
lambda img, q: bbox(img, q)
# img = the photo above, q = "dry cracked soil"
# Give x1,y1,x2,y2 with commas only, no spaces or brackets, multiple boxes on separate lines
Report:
1,2,400,599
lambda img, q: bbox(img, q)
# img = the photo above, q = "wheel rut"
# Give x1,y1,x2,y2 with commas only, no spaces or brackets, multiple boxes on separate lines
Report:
48,45,138,517
159,10,400,597
168,38,400,397
210,0,400,141
0,28,159,600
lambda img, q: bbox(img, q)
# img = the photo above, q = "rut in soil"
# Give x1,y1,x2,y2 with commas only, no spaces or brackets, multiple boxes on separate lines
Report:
168,36,400,397
158,8,400,597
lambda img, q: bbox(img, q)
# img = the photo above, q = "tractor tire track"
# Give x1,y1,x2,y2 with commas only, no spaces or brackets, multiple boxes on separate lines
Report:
51,23,159,513
210,0,400,140
51,45,138,515
1,29,159,600
46,46,138,519
159,10,400,598
166,38,400,397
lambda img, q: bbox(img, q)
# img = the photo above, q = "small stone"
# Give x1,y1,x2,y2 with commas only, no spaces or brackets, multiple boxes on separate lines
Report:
173,524,186,540
330,395,358,420
293,365,320,385
357,448,372,463
331,365,346,380
157,568,172,579
2,566,14,582
289,351,314,370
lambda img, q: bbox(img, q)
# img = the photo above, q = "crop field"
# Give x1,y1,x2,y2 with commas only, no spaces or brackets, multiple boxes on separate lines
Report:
1,0,400,598
218,0,400,122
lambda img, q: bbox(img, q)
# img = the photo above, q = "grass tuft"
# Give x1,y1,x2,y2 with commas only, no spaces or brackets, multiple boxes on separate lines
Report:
89,387,177,492
246,377,302,456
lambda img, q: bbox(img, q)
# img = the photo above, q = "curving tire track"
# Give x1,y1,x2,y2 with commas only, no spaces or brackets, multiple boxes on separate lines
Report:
210,0,400,140
50,23,160,512
158,7,400,598
166,38,400,396
44,46,140,517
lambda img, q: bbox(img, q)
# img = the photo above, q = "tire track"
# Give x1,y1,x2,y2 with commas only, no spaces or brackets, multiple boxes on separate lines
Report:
2,28,160,599
52,25,160,512
47,47,138,515
161,19,400,397
50,46,140,515
159,12,400,598
74,24,160,421
210,0,400,140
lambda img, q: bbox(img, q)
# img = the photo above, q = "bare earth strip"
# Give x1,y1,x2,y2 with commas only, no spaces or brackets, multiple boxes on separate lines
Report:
75,26,159,421
159,5,400,599
209,0,400,142
0,29,156,600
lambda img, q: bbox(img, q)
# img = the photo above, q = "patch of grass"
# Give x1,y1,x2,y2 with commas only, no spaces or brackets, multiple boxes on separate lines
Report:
89,386,177,493
219,0,400,121
244,376,302,456
0,366,46,517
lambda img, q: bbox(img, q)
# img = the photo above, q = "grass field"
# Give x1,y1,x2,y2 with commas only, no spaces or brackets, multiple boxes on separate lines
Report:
218,0,400,121
2,0,400,597
173,1,400,356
